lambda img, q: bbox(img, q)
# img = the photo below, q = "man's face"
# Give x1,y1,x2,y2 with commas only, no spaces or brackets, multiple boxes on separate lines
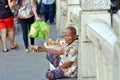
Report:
64,29,76,45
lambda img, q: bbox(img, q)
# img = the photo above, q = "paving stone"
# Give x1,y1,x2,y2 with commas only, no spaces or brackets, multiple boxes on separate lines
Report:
0,22,58,80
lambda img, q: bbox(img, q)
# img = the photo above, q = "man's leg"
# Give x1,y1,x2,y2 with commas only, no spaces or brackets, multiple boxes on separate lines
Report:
46,52,61,68
46,68,64,80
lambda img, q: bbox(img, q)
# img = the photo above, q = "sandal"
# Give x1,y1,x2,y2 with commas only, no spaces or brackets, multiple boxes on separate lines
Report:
10,43,19,49
3,49,9,52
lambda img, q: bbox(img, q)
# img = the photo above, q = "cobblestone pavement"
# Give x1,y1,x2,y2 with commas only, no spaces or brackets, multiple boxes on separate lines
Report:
0,23,58,80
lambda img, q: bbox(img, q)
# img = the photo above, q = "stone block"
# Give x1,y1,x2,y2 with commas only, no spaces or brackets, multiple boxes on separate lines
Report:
67,0,80,5
61,8,67,16
80,0,111,10
67,6,81,22
117,10,120,16
86,22,117,63
117,11,120,44
80,11,111,32
60,0,67,11
70,11,81,35
79,11,111,80
57,16,68,37
114,43,120,80
112,12,120,44
56,0,61,32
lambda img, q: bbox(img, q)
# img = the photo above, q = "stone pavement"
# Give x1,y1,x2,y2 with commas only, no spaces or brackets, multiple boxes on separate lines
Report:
0,23,58,80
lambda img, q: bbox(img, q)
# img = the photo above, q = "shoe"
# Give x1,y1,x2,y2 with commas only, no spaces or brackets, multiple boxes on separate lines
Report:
10,43,19,49
3,49,9,52
25,48,29,52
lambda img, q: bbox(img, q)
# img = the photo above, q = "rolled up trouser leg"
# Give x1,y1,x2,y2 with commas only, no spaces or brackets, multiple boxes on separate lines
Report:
46,52,60,68
46,68,64,80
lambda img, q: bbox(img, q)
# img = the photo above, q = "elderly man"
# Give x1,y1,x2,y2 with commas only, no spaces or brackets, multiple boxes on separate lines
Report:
36,26,78,79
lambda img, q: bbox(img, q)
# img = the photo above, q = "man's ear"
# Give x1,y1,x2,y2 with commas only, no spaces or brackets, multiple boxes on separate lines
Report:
74,35,78,40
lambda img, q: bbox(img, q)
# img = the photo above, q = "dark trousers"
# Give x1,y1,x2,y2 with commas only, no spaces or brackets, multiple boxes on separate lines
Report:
19,16,34,48
42,3,55,23
36,3,41,15
53,2,56,19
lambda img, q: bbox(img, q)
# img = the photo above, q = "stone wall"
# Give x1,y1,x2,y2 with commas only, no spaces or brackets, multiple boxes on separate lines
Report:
80,0,110,10
56,0,120,80
56,0,80,37
113,10,120,80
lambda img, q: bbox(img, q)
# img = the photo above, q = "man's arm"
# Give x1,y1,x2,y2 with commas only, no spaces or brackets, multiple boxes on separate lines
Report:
38,46,64,55
58,61,73,69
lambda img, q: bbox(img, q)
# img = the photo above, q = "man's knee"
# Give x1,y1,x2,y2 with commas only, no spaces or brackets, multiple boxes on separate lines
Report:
46,71,54,80
46,52,52,60
46,69,64,79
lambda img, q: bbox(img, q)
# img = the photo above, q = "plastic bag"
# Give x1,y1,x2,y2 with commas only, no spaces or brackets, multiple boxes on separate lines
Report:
29,21,39,38
37,21,50,40
29,21,50,40
38,21,50,36
38,30,45,40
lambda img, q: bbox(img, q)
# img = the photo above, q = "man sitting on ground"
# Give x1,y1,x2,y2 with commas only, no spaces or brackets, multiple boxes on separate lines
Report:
35,26,79,80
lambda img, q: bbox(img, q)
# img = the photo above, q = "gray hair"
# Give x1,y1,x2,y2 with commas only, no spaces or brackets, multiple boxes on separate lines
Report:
66,26,76,35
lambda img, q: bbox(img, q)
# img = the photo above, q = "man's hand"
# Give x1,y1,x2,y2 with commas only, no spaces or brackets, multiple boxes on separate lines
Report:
29,45,43,52
37,46,45,52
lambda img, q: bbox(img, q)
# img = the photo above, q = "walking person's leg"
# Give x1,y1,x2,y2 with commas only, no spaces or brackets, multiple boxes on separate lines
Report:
0,16,18,52
49,4,54,24
8,27,16,48
0,31,2,44
1,28,8,52
53,2,56,19
42,4,49,22
19,19,29,50
36,2,41,16
27,16,35,46
7,16,18,49
8,28,14,46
